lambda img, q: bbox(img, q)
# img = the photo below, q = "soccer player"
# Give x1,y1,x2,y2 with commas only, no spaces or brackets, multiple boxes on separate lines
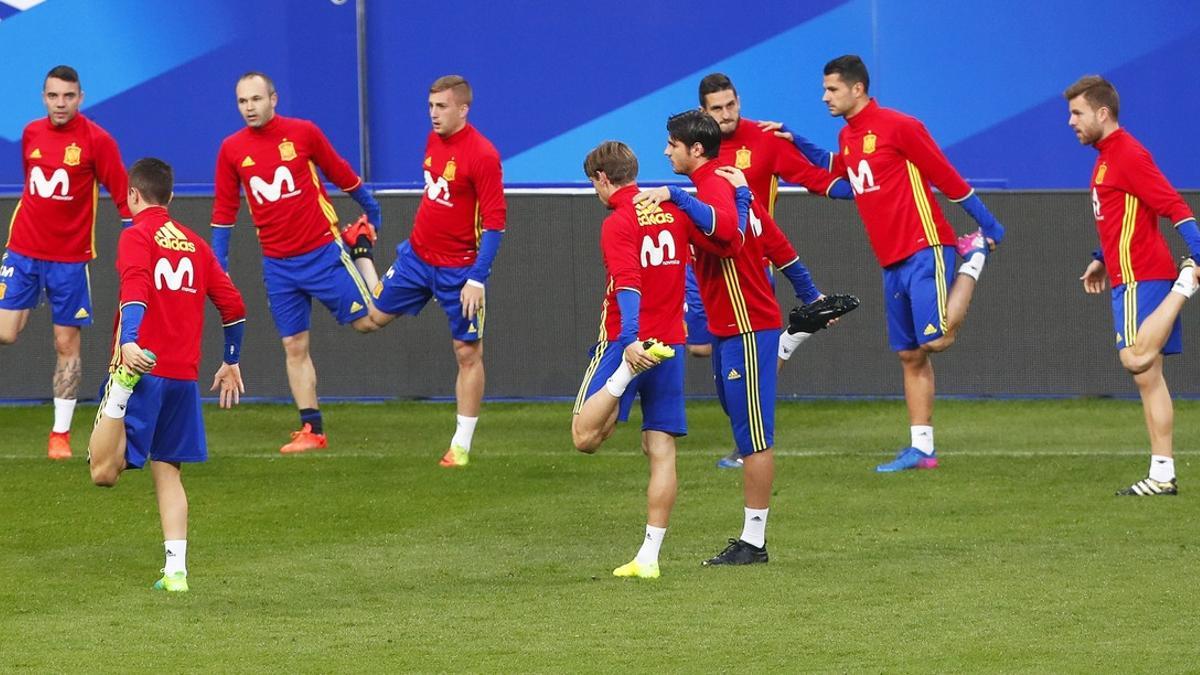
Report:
369,75,506,468
1066,75,1200,496
210,71,382,454
88,157,246,592
0,65,131,460
783,55,1007,472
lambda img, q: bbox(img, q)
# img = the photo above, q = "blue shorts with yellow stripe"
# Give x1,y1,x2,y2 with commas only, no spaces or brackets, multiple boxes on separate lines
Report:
374,240,484,342
262,240,371,338
0,250,93,326
1112,280,1182,355
712,330,777,456
882,246,955,352
572,340,686,436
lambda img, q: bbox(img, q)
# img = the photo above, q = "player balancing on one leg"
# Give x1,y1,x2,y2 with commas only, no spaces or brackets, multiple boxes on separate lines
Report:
0,65,132,460
88,158,246,592
1066,75,1200,496
780,55,1008,473
368,75,507,468
210,71,383,454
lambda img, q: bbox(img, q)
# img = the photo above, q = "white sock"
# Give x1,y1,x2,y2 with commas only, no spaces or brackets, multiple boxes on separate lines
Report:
740,507,769,548
52,397,76,433
604,360,635,397
102,384,134,419
450,415,478,452
164,539,187,575
635,525,667,565
1171,265,1198,298
911,425,935,455
958,252,986,281
1149,455,1176,482
778,330,812,361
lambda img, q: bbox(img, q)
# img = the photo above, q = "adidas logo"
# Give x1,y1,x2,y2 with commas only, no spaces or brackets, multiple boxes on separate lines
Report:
1115,332,1122,344
241,156,255,167
467,324,478,334
350,301,363,313
30,148,42,159
74,308,89,319
154,221,196,252
727,369,742,380
923,323,938,336
751,516,763,522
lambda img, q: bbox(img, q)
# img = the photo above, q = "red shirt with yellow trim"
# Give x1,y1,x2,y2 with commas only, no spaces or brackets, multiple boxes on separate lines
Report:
598,185,689,344
719,118,842,215
1090,128,1191,287
7,113,130,262
211,115,362,259
410,123,507,267
831,99,966,267
113,206,245,381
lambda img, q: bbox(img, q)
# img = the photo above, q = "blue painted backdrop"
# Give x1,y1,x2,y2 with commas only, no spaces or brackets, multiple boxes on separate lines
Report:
1,0,1198,190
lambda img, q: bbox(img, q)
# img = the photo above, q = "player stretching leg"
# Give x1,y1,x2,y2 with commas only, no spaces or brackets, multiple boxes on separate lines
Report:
88,158,246,591
1066,75,1200,496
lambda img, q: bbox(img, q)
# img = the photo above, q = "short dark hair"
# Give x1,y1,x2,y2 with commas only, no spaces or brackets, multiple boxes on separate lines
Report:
1064,75,1119,121
583,141,638,185
824,54,870,93
44,65,79,88
430,74,473,106
238,71,276,95
667,109,721,159
698,72,736,106
128,158,174,206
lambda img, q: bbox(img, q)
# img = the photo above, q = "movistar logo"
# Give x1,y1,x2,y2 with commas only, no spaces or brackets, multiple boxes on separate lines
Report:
154,257,195,292
249,166,300,204
29,167,71,200
424,170,452,205
640,230,678,268
846,159,879,195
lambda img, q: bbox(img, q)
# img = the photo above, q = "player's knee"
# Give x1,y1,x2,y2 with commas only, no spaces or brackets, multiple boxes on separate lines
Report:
687,344,712,358
454,342,483,368
0,328,17,345
90,464,119,487
922,333,955,353
53,332,78,356
897,348,927,367
571,428,600,453
281,335,309,360
350,316,378,334
368,307,393,327
1119,348,1154,375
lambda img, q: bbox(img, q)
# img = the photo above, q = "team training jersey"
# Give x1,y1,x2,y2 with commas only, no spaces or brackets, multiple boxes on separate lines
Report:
719,118,842,214
113,206,245,381
1090,128,1193,287
212,115,362,259
598,185,689,344
688,161,783,337
410,123,506,267
832,99,968,267
7,113,130,262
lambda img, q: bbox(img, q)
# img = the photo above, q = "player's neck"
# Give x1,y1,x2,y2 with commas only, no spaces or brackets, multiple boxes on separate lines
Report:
1097,123,1120,143
844,98,871,121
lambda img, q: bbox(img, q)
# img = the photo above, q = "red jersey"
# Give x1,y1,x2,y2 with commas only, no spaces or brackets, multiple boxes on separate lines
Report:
7,113,130,262
410,124,506,267
719,118,842,214
211,115,362,259
113,206,245,381
1090,128,1193,287
832,99,969,267
597,185,689,344
688,162,781,337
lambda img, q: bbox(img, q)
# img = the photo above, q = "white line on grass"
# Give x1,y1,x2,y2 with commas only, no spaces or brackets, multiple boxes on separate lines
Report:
0,449,1180,460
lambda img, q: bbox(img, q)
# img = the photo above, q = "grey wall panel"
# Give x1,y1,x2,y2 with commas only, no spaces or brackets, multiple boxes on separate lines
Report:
2,192,1199,400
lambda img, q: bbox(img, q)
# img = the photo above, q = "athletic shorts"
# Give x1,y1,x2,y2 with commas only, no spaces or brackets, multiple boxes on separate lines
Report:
97,374,207,468
882,246,955,352
684,264,713,346
572,340,686,436
1112,280,1182,355
262,240,371,338
374,240,483,342
0,249,92,325
711,330,777,455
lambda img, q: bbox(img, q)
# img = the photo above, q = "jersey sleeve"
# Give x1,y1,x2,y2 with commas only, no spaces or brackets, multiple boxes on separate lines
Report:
211,142,242,225
474,147,507,232
305,120,362,192
600,212,641,293
694,176,744,251
203,245,246,325
1121,147,1196,225
897,118,972,200
116,229,154,308
93,127,131,219
772,136,842,196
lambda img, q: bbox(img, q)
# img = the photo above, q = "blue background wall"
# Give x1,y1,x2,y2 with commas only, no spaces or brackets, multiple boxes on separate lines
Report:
1,0,1198,190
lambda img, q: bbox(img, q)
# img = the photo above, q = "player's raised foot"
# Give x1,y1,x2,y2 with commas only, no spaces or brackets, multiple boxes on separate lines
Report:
341,214,377,249
152,570,188,593
642,339,676,364
439,444,469,468
716,451,743,469
280,423,328,454
955,229,990,259
787,294,860,334
1172,257,1197,297
1115,477,1178,496
47,431,72,461
613,559,660,579
112,349,156,391
702,538,768,566
875,446,938,473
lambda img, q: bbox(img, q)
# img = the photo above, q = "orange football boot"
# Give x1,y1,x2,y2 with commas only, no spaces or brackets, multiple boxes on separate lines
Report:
280,423,327,454
47,431,72,460
341,214,377,248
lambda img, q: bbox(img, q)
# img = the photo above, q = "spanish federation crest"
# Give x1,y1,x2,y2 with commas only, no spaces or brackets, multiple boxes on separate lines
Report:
1095,163,1108,185
735,146,752,170
424,156,432,168
443,159,456,181
863,133,877,154
63,142,81,167
278,140,297,162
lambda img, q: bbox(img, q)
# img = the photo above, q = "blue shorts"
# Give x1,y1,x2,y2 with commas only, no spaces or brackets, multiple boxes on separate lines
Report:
97,374,207,468
262,241,371,338
882,246,955,352
684,264,712,346
572,341,686,436
374,240,483,342
1113,280,1182,355
0,250,92,325
711,330,777,455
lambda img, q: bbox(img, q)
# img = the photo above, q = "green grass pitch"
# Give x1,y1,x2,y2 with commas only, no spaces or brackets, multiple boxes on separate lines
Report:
1,399,1198,672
